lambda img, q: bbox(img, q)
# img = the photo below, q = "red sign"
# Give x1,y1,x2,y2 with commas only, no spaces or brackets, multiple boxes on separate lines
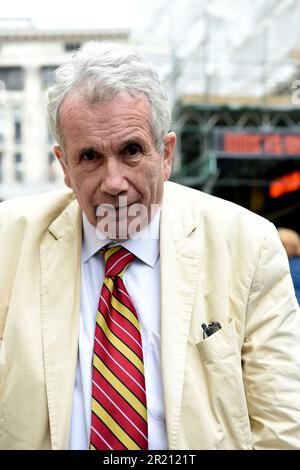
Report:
269,171,300,198
224,133,300,155
214,130,300,159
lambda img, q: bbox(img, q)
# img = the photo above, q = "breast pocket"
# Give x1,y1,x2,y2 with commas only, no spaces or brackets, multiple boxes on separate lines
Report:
196,318,237,361
195,318,252,449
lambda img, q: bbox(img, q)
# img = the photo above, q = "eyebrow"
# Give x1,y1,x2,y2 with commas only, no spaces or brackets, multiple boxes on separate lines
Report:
118,136,145,148
77,137,145,155
77,146,100,157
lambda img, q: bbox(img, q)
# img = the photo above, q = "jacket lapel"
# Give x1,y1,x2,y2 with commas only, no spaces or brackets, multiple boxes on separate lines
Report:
160,183,204,449
40,198,82,449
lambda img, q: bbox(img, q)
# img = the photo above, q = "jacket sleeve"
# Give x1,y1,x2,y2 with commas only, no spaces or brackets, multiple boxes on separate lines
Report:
242,221,300,449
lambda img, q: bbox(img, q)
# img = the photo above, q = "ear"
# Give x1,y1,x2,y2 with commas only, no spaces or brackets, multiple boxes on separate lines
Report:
163,132,176,181
54,145,71,188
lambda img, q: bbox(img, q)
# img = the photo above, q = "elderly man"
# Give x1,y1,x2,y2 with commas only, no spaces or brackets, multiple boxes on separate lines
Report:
0,42,300,450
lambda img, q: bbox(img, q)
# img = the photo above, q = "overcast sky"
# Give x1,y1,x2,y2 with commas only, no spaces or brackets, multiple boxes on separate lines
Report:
0,0,142,30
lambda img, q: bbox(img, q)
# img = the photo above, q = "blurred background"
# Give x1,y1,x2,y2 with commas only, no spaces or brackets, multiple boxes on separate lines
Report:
1,0,300,232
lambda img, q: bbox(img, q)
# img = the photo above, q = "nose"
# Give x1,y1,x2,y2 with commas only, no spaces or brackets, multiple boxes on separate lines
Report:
100,159,129,196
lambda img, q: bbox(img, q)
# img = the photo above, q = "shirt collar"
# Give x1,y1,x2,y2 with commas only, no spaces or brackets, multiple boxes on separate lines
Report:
82,209,160,268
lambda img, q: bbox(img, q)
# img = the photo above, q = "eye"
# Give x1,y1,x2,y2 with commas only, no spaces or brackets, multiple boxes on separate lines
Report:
124,144,142,157
82,151,98,161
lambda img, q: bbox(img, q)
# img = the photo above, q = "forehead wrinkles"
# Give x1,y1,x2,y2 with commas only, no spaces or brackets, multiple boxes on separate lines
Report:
59,95,155,149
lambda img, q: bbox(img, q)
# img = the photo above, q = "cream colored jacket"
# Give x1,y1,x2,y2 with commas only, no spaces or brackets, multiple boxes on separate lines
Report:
0,181,300,450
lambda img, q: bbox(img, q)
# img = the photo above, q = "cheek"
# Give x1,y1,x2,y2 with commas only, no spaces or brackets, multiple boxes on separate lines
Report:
139,163,164,201
69,174,95,205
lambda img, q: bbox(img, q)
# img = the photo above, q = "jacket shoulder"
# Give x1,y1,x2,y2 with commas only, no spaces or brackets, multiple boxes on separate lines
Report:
164,181,270,228
0,189,75,229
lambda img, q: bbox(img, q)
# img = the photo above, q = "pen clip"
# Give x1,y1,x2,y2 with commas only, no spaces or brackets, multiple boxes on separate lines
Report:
202,321,222,339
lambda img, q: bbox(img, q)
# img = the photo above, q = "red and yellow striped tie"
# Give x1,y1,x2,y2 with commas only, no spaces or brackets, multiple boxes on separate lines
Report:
89,245,148,450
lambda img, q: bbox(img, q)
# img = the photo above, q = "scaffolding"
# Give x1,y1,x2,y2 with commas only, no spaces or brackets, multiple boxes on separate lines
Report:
172,102,300,191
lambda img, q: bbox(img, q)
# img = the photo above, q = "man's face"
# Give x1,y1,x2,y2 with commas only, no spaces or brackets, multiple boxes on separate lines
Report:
54,93,176,240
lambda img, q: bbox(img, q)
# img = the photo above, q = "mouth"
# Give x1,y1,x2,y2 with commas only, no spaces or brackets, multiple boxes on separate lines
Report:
95,204,132,223
94,200,149,240
115,202,134,211
96,202,136,212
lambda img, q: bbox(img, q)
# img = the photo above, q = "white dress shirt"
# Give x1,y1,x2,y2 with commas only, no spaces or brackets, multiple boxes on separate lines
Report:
69,210,167,450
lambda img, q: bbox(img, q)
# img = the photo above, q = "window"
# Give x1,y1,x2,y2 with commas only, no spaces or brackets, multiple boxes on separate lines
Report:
41,66,59,89
15,121,21,144
15,153,23,182
14,109,22,144
64,42,81,52
0,67,24,91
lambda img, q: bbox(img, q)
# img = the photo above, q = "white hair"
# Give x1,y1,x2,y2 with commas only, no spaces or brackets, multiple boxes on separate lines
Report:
47,41,171,154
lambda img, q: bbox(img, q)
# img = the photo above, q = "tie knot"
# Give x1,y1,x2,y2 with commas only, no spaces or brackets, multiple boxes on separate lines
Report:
101,245,135,278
